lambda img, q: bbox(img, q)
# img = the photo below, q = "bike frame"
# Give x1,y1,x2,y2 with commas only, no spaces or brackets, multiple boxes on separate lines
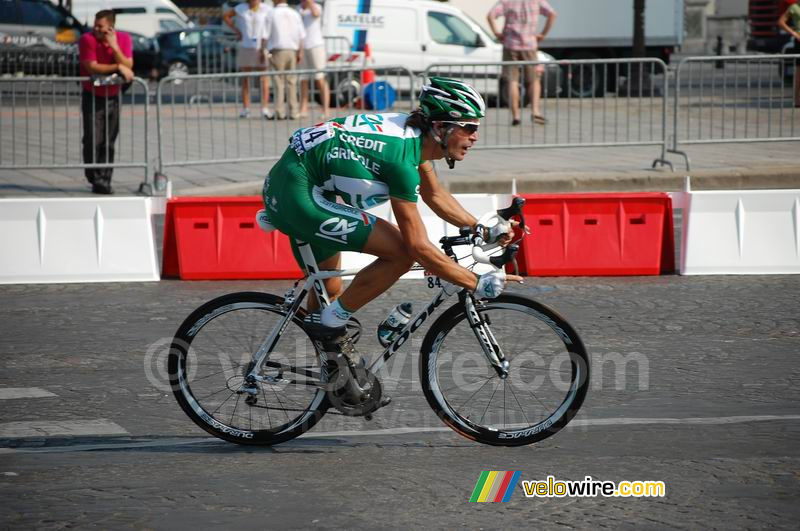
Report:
244,240,508,387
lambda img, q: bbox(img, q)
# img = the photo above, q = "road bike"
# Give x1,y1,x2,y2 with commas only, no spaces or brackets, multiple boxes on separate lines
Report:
168,198,590,446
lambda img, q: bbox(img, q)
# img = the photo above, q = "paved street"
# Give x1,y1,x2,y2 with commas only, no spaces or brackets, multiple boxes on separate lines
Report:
1,275,798,528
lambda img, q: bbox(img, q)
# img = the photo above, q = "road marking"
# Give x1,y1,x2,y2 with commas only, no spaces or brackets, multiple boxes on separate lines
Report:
0,415,798,454
0,419,128,439
0,388,57,400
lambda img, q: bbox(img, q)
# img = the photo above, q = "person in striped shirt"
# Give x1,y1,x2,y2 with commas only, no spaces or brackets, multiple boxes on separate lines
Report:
778,0,800,107
487,0,557,126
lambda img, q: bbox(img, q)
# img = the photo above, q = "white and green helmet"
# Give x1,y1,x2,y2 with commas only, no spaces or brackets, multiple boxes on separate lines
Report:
419,77,486,120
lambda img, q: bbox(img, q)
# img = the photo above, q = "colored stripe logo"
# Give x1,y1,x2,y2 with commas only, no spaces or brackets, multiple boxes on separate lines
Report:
470,471,521,502
353,0,371,51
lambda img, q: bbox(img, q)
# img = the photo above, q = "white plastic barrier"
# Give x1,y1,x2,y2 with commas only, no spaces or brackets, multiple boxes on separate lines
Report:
339,194,512,278
0,198,160,284
681,189,800,275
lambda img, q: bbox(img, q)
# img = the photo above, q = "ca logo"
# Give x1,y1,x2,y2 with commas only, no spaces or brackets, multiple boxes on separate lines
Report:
316,217,359,243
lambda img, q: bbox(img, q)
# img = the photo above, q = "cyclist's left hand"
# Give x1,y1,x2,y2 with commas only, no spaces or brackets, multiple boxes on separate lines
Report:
486,220,518,247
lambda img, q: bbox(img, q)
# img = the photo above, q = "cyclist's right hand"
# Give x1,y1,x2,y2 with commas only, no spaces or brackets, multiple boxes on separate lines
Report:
474,269,524,299
475,270,506,299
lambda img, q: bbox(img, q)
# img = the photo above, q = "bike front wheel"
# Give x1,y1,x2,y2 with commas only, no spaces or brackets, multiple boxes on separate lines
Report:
420,294,589,446
168,292,329,445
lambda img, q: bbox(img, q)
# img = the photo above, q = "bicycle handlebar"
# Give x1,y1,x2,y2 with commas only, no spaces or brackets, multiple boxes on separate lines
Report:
438,198,527,271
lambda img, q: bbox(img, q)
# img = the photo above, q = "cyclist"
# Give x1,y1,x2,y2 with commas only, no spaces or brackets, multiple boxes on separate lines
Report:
261,77,521,354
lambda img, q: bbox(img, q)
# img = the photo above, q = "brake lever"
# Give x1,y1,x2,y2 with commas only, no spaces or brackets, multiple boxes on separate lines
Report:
496,197,526,228
489,244,519,269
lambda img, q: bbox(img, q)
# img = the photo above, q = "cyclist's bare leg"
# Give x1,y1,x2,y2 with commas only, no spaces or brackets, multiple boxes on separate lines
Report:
337,218,415,311
307,253,343,313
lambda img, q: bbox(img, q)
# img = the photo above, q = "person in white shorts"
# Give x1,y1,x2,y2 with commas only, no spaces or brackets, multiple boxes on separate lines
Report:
224,0,274,119
297,0,330,119
267,1,305,120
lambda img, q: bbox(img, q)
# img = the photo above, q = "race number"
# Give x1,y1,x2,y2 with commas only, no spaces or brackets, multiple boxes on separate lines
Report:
290,122,336,155
424,270,443,289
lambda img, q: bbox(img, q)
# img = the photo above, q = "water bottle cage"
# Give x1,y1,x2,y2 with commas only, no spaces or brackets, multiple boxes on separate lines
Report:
380,323,405,334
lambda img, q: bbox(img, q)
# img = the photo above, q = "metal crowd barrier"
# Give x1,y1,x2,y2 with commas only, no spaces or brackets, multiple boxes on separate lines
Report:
3,54,799,195
0,76,151,193
155,65,415,179
189,35,354,76
423,58,672,169
669,54,800,169
0,44,79,77
323,36,353,61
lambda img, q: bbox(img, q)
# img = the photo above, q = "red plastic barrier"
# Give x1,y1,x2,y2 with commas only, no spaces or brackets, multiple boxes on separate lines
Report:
162,197,303,280
515,193,675,276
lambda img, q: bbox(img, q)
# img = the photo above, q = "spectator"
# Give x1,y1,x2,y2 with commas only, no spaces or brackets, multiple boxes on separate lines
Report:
78,10,134,195
778,0,800,107
487,0,557,126
224,0,274,119
297,0,330,119
267,1,305,120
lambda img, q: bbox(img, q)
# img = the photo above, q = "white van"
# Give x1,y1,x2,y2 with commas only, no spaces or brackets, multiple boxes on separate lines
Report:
64,0,191,37
321,0,559,100
322,0,502,72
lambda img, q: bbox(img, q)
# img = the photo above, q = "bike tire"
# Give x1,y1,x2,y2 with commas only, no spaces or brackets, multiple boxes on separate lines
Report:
168,292,329,445
420,294,589,446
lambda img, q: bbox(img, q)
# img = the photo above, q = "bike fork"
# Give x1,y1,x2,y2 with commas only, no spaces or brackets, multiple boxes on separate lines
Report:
462,293,509,378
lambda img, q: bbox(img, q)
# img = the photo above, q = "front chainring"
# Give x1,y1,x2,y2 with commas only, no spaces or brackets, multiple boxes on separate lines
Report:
325,364,382,417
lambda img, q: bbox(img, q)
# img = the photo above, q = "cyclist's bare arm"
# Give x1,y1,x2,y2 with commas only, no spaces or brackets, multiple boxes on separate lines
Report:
418,161,516,245
418,161,478,228
391,198,479,290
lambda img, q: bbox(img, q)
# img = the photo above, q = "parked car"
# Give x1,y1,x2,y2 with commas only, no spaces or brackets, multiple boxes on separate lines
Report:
0,0,85,45
68,0,192,38
156,25,237,78
129,31,160,79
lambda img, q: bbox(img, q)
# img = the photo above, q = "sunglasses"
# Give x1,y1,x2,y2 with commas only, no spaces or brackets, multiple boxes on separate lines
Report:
439,121,480,134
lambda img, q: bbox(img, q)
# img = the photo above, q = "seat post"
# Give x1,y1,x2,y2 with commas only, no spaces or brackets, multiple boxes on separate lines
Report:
296,240,331,309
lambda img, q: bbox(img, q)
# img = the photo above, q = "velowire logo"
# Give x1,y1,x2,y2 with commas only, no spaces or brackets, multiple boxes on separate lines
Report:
469,471,521,502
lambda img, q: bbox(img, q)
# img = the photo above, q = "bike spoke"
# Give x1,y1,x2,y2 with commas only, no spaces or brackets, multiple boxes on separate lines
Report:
525,385,554,413
199,385,238,405
455,376,495,416
259,383,273,428
439,374,495,395
505,380,533,425
478,383,500,426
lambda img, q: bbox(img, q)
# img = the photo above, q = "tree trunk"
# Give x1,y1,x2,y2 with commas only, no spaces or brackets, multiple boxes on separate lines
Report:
634,0,646,57
623,0,659,96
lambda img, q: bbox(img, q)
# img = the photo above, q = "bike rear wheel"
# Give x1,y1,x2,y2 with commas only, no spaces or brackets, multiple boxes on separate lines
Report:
168,292,329,445
420,294,589,446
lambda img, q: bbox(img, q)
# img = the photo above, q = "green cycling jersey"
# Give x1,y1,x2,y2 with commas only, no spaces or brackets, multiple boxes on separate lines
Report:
264,112,424,265
288,112,423,206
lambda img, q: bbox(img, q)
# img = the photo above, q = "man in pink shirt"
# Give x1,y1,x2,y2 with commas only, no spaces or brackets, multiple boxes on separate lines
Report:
78,10,134,194
488,0,557,126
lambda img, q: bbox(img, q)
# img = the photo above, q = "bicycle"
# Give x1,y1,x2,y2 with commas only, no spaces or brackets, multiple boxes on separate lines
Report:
167,198,590,446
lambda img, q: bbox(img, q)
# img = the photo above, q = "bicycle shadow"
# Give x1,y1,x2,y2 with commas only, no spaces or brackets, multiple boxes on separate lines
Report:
0,433,474,455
